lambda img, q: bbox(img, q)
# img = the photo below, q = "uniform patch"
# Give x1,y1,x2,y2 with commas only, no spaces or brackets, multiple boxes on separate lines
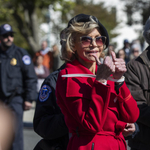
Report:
39,85,52,102
22,55,31,65
4,24,11,31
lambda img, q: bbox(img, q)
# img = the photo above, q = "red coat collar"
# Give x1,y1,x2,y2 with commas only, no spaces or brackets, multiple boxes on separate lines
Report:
65,59,116,94
66,59,97,75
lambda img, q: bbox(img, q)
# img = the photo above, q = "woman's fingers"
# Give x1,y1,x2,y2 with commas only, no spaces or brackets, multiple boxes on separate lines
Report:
96,56,115,81
111,51,116,62
103,56,115,73
92,55,101,65
114,59,126,72
111,51,127,79
94,52,126,81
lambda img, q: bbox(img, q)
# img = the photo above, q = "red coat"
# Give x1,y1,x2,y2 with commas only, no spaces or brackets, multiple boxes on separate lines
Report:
56,59,139,150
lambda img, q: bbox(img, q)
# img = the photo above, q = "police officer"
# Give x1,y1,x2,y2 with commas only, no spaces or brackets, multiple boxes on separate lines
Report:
33,63,69,150
0,24,37,150
33,28,69,150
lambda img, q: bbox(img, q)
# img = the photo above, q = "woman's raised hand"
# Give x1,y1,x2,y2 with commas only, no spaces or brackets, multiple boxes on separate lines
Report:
111,51,127,79
93,51,126,83
94,55,115,82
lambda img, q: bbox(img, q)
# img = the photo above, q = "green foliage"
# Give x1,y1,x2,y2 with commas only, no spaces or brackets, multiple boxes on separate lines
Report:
71,1,119,40
0,0,74,52
0,0,30,50
121,0,150,25
0,0,119,52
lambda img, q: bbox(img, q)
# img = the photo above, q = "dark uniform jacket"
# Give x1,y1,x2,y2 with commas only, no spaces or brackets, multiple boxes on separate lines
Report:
0,44,37,103
125,46,150,150
33,64,69,150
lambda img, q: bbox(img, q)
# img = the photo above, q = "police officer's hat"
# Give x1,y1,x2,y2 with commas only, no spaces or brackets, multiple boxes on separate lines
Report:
0,24,15,35
67,14,109,49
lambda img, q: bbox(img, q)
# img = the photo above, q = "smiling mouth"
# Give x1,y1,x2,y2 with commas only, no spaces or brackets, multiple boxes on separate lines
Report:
86,51,98,54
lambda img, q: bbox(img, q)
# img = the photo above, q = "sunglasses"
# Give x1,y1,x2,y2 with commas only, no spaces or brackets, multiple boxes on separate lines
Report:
2,33,14,38
80,36,106,47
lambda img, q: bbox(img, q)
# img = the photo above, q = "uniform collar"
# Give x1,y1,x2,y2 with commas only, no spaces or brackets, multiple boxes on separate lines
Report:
0,44,16,58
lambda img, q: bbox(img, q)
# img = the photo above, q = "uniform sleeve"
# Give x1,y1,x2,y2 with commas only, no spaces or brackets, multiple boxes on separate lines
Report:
21,51,37,102
56,70,112,132
33,75,69,140
125,61,150,128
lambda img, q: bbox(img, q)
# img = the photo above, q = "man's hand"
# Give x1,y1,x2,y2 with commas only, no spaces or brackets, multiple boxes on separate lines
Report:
122,123,136,137
24,101,32,111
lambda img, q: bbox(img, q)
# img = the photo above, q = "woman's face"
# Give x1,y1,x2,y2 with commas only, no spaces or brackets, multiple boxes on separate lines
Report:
36,55,43,66
74,28,104,66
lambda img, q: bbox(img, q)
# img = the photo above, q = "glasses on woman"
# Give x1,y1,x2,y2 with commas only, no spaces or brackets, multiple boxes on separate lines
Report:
80,36,106,47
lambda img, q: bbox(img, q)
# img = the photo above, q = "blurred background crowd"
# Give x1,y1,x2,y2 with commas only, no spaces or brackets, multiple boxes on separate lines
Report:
0,0,149,57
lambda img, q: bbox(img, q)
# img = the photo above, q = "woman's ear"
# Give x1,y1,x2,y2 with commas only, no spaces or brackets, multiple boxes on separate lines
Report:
72,47,76,53
73,46,77,52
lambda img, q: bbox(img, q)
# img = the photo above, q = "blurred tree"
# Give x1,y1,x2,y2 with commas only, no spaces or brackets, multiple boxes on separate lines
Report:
121,0,150,25
0,0,119,54
71,0,119,40
0,0,74,54
51,0,119,47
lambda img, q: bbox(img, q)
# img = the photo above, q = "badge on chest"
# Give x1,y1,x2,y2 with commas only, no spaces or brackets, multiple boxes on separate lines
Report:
10,58,17,66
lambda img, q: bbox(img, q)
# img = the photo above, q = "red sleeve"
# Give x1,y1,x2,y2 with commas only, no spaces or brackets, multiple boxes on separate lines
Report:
117,82,139,123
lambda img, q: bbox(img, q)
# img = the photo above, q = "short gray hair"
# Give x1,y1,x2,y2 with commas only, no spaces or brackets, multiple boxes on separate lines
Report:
143,16,150,45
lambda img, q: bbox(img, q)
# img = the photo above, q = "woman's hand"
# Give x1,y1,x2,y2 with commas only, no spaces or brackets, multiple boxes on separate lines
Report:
93,51,126,83
122,123,136,137
94,55,115,82
111,51,127,79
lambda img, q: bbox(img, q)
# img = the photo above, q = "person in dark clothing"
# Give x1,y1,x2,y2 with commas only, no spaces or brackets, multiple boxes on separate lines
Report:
123,39,131,64
0,23,37,150
33,28,69,150
33,63,69,150
125,16,150,150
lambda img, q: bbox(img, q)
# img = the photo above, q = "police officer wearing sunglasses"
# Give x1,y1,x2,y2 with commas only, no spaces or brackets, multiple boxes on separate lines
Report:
54,14,139,150
0,24,37,150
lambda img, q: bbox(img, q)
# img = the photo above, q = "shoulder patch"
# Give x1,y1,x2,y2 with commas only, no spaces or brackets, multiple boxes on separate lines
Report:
39,85,52,102
22,55,31,65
